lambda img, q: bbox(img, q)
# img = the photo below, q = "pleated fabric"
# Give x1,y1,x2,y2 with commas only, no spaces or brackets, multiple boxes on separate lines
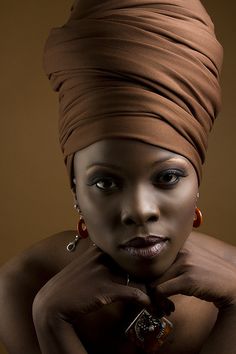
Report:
43,0,223,186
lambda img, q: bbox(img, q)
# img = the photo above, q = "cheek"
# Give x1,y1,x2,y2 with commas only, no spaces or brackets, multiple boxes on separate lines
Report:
163,180,198,233
176,196,196,228
76,185,112,241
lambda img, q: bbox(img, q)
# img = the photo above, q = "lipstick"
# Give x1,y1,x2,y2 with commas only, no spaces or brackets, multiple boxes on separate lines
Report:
121,235,168,259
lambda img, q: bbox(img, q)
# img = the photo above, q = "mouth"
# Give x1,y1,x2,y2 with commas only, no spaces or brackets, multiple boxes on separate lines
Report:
120,235,168,259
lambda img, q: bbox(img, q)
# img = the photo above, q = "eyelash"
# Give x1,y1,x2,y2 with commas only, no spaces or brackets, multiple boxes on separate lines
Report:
154,169,186,186
87,176,120,192
87,169,186,192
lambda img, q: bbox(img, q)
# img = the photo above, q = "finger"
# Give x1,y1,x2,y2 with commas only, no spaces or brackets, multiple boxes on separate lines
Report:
79,284,152,314
145,285,175,316
150,256,184,288
156,274,189,298
128,277,147,294
108,284,152,308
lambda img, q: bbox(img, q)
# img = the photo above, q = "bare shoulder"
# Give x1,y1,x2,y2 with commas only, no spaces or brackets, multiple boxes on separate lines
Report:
189,231,236,264
0,230,89,277
0,229,90,310
0,230,89,354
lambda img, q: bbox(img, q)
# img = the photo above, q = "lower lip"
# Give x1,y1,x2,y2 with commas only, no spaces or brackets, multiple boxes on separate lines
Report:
122,241,167,259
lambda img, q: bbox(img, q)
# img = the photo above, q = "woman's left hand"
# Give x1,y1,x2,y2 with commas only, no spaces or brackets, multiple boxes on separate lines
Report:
149,237,236,309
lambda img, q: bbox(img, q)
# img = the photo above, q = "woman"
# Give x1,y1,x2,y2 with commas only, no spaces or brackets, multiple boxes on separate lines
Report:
1,0,236,353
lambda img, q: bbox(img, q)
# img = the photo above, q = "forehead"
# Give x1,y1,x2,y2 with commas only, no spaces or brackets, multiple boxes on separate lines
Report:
74,138,191,170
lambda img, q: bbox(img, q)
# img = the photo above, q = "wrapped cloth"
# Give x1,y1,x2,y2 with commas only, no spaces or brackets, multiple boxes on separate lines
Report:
43,0,223,186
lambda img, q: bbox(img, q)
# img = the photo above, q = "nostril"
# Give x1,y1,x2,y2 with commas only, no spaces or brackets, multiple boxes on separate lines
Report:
148,215,158,222
122,214,159,226
123,217,135,226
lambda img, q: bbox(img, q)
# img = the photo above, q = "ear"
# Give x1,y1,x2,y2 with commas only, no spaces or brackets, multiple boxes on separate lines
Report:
72,180,76,195
196,191,200,203
71,178,80,209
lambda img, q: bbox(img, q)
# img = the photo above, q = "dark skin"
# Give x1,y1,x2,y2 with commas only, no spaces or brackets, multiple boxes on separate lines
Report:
1,138,236,354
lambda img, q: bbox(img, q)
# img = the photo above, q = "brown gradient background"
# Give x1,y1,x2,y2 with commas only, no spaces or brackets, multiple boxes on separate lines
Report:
0,1,235,352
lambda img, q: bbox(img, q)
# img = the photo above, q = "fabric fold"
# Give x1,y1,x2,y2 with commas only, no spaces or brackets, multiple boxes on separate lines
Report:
43,0,223,186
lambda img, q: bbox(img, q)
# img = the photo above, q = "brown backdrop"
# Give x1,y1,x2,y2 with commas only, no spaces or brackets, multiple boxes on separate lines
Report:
0,1,235,352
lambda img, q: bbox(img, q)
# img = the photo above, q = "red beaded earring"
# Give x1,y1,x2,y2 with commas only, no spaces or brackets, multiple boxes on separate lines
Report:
77,214,89,239
73,203,89,239
66,204,89,252
193,207,203,228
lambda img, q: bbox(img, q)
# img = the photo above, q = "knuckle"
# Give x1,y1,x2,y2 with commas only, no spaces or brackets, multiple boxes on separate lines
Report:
179,251,195,271
183,271,196,287
131,287,142,301
182,260,194,272
180,247,191,259
94,294,112,306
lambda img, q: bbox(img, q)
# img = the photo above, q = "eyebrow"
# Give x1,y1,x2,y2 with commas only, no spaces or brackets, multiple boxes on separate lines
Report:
151,157,187,167
86,162,125,172
87,157,187,171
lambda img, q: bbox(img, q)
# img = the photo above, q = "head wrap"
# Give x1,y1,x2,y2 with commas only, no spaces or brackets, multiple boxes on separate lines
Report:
43,0,223,187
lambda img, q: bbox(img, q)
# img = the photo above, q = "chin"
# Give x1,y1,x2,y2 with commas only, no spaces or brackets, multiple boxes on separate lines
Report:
110,241,176,281
113,254,172,282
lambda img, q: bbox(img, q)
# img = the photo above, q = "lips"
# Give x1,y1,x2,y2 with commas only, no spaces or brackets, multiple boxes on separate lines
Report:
120,235,168,259
122,235,167,248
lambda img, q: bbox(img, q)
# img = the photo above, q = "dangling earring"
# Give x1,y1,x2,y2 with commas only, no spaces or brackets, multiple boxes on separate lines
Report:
74,203,89,239
193,207,203,228
66,204,89,252
77,213,89,239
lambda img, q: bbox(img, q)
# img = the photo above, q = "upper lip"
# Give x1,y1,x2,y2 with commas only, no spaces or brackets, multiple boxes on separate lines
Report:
121,234,168,248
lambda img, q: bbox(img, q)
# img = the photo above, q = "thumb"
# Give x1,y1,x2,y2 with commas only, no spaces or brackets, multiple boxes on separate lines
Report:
112,284,151,308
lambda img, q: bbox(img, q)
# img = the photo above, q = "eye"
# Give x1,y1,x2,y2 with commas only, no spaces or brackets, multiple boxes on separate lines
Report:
86,172,122,192
95,177,118,191
154,169,186,186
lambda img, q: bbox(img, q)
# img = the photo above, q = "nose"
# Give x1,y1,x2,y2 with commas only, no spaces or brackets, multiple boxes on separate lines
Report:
121,185,160,227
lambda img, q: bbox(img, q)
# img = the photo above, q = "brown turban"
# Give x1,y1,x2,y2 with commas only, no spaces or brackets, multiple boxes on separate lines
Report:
43,0,223,187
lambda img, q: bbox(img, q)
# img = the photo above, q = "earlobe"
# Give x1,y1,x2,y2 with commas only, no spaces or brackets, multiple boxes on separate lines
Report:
196,192,200,202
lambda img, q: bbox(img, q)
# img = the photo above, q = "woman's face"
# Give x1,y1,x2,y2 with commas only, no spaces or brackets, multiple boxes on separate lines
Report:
74,138,199,280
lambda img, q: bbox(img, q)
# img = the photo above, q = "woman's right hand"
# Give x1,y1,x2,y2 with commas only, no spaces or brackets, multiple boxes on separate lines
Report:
32,244,151,353
33,244,151,319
